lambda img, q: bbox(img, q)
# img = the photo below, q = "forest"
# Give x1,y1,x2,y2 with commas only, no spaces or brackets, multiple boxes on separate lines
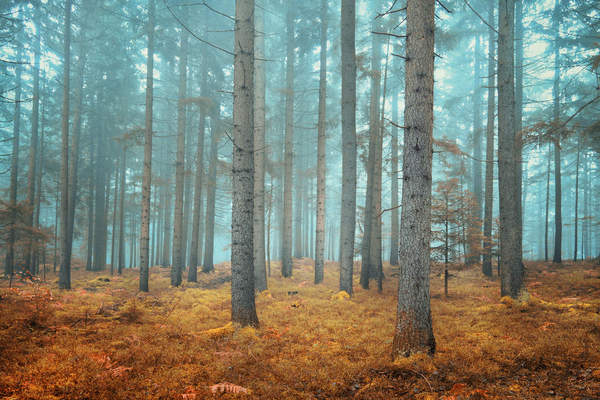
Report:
1,0,599,398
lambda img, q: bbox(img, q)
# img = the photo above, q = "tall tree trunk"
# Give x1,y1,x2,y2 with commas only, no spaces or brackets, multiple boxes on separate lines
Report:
253,4,268,291
574,133,581,261
110,168,119,274
314,0,328,284
482,2,496,277
544,142,551,261
583,150,590,259
231,0,259,327
468,33,482,264
188,88,206,282
360,22,382,290
172,30,188,287
92,112,107,271
552,0,562,264
498,0,523,298
25,4,42,272
392,0,436,359
162,185,172,267
203,115,219,273
281,3,295,278
5,44,23,278
58,0,72,289
515,0,524,265
33,96,46,274
66,40,85,275
86,139,94,271
390,71,400,266
118,148,126,274
140,0,155,291
339,0,357,295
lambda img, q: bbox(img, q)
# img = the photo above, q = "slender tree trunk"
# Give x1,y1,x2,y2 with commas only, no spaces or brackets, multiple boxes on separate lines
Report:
392,0,436,359
5,45,23,278
111,168,119,274
339,0,357,295
281,3,295,278
583,150,590,259
574,133,581,261
482,2,496,276
545,142,551,261
468,33,482,264
86,133,95,270
552,0,562,264
92,113,107,271
314,0,328,284
140,0,155,291
515,0,524,262
58,0,72,290
203,115,219,273
253,4,267,291
162,186,172,267
498,0,523,298
231,0,259,327
66,40,85,274
360,23,382,290
118,148,126,274
25,5,42,272
390,73,400,266
33,97,46,274
172,30,188,287
188,99,206,282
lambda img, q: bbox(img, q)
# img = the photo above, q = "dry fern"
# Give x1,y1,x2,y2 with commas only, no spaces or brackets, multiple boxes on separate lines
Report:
209,382,251,395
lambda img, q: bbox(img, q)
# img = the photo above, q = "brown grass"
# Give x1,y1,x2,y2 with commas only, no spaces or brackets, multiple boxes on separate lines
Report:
1,259,599,399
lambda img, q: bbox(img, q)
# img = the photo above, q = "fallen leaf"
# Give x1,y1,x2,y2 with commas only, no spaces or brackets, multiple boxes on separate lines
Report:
209,382,251,394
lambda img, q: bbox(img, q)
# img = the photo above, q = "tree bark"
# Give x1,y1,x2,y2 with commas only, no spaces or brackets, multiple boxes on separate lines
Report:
482,2,496,277
118,148,126,274
188,85,206,282
203,115,219,273
253,4,268,291
58,0,72,289
314,0,328,284
392,0,436,358
172,30,188,287
360,21,382,290
574,133,581,261
231,0,259,327
390,71,400,267
552,0,562,264
5,44,23,278
339,0,357,295
140,0,155,291
468,33,482,264
498,0,523,298
25,4,42,272
281,3,295,278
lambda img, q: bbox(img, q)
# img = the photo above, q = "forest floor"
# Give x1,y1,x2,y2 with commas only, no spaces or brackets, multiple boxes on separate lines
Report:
1,259,599,399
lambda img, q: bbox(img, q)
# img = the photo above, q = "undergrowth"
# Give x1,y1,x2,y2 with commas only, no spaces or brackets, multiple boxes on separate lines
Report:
1,259,599,399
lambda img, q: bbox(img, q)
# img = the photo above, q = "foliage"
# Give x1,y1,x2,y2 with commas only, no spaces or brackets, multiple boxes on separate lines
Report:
1,260,599,399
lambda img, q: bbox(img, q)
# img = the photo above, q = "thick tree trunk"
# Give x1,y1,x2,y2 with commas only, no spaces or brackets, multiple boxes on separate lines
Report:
314,0,327,284
140,0,155,291
253,4,267,291
231,0,259,327
339,0,357,295
498,0,523,298
482,2,496,277
58,0,72,289
203,115,219,273
392,0,436,358
515,0,524,263
281,3,295,278
172,30,188,287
